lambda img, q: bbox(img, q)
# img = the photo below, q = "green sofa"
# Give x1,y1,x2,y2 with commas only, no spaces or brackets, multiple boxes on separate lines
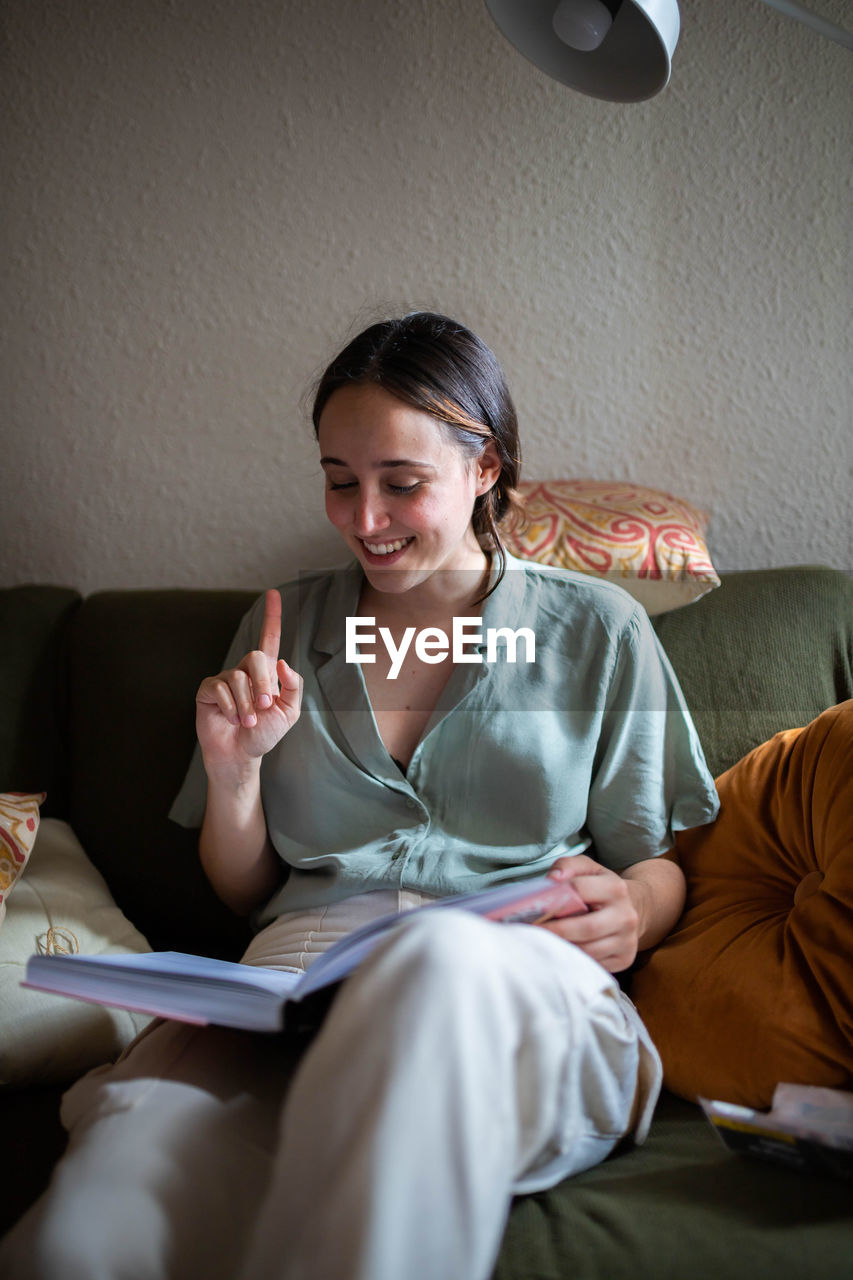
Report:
2,567,852,1276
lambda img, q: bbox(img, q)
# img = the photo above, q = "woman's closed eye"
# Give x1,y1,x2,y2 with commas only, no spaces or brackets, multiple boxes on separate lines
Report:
328,480,421,494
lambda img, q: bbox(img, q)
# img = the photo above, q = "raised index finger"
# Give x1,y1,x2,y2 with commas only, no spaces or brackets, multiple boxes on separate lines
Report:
259,588,282,661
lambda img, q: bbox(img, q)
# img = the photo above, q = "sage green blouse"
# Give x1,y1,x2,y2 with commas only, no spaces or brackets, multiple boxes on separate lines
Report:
170,554,719,927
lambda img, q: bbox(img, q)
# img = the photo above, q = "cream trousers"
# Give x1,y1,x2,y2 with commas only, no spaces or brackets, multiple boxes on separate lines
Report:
1,909,661,1280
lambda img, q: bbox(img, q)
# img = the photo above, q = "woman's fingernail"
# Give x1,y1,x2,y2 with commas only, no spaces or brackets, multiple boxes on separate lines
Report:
257,694,272,710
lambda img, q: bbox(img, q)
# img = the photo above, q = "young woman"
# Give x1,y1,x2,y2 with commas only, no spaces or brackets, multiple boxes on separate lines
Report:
2,313,719,1280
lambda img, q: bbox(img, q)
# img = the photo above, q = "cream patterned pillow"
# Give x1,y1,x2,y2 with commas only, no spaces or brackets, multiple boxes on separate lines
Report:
504,480,720,615
0,792,45,928
0,818,152,1086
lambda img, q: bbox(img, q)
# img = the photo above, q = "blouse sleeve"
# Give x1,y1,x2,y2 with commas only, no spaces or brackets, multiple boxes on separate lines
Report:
585,606,719,870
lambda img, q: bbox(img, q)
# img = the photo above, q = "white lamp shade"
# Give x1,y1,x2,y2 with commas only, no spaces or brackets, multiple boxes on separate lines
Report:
485,0,681,102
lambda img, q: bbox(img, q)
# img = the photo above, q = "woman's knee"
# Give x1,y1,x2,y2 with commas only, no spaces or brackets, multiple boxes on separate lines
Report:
353,908,509,1005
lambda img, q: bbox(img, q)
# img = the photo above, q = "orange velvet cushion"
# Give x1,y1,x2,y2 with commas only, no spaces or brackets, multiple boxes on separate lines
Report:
631,701,853,1110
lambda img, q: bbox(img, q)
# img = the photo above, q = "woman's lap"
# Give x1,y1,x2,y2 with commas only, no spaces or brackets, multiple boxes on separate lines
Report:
1,912,659,1280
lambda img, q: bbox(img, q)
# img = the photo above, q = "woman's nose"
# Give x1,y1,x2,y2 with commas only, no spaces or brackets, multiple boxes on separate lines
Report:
352,491,391,536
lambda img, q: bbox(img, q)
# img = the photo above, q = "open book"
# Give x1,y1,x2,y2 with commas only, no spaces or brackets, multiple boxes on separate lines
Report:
23,875,587,1033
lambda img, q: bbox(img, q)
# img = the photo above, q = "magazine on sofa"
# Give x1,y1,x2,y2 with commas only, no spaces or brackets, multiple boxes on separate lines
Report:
23,875,587,1033
701,1084,853,1181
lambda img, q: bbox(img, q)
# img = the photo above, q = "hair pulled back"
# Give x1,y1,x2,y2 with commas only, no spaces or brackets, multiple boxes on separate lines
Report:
312,312,523,597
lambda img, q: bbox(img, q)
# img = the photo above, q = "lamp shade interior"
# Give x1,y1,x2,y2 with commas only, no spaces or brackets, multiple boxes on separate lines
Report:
484,0,680,102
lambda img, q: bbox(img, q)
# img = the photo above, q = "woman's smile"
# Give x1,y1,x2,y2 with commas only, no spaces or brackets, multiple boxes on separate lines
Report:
359,535,415,563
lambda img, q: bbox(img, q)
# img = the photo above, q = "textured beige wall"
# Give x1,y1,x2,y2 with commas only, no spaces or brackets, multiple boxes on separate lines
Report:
2,0,851,593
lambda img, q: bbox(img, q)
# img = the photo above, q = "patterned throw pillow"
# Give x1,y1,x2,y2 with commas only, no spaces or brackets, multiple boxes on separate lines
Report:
0,792,45,928
504,480,720,615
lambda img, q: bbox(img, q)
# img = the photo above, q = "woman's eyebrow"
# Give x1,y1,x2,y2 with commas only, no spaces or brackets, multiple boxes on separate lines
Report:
320,456,438,471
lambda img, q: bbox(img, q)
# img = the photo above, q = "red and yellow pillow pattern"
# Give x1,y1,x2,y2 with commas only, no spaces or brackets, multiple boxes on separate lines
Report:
0,792,44,927
504,480,720,615
632,701,853,1109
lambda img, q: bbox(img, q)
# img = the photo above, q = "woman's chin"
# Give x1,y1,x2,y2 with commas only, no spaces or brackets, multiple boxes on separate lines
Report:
362,565,424,595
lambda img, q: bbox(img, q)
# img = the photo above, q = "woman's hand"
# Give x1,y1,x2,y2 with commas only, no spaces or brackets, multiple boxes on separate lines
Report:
196,589,303,777
541,853,686,973
539,855,641,973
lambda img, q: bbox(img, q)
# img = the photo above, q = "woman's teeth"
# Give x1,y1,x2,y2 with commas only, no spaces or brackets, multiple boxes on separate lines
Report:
363,537,412,556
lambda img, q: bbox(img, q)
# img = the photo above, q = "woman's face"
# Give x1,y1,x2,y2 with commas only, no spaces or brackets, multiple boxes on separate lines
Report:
318,383,499,598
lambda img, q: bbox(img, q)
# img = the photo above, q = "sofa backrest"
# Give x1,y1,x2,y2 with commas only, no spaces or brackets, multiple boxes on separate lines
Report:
2,568,851,958
67,589,257,958
652,566,853,777
0,585,81,816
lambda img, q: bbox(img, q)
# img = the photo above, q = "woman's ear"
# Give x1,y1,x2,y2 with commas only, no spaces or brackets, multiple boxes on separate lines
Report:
474,442,502,496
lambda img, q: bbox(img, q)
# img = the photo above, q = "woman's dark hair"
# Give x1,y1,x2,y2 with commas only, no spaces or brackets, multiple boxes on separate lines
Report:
311,312,524,599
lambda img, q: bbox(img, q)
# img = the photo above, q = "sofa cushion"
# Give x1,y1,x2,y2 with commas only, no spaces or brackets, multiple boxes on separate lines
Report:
504,479,719,615
631,701,853,1110
1,818,152,1086
494,1092,853,1280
